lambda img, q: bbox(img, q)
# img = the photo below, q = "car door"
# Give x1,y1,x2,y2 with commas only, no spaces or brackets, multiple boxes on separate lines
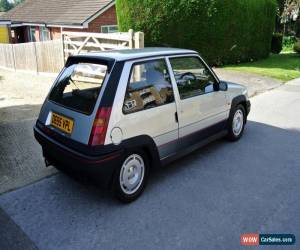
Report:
167,55,230,143
109,57,179,159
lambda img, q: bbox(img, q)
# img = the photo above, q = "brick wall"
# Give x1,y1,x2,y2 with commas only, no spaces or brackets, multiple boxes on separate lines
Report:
50,27,61,40
85,5,117,33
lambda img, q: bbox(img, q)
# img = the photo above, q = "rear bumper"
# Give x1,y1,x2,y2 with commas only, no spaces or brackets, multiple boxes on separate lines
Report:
34,126,124,188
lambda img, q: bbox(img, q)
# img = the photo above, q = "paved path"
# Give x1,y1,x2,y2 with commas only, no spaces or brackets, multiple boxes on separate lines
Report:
214,68,282,97
0,77,299,249
0,69,54,109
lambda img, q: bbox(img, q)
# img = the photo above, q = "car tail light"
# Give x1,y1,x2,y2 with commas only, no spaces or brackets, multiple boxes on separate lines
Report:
89,107,112,146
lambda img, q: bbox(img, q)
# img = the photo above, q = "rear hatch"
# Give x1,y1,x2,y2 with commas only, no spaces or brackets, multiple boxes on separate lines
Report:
38,56,115,145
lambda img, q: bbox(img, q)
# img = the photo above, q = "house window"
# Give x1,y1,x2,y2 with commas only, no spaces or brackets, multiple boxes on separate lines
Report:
40,27,50,41
29,27,37,42
101,25,118,33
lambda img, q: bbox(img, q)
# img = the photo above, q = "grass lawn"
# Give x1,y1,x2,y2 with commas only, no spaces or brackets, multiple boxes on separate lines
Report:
224,53,300,82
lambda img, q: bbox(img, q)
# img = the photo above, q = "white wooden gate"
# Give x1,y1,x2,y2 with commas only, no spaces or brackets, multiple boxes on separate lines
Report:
62,29,144,61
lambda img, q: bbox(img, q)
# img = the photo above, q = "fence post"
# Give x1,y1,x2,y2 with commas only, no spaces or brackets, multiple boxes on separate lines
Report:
61,31,66,64
133,31,144,81
33,42,39,74
128,29,134,49
134,32,144,49
11,44,16,71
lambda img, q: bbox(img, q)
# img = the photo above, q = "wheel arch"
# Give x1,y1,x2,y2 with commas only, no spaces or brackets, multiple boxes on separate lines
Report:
108,135,161,188
121,135,161,169
230,95,248,122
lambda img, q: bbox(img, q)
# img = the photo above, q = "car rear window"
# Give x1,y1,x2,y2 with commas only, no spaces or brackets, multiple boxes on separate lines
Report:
49,63,108,115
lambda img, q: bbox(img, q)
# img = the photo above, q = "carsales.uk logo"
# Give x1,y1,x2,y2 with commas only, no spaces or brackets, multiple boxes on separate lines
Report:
240,234,296,246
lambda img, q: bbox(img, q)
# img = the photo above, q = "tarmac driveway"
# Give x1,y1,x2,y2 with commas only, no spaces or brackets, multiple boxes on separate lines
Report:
0,75,299,249
0,69,56,194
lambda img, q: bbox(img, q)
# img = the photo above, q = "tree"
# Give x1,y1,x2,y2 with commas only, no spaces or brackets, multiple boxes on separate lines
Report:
281,0,300,35
278,0,286,14
281,0,299,23
0,0,13,12
0,0,23,12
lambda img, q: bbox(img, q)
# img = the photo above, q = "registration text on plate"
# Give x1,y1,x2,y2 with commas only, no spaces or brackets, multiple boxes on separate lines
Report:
51,113,74,134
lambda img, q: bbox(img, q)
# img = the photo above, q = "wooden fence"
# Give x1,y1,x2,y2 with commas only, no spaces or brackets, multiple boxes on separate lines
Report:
0,30,144,74
0,40,64,74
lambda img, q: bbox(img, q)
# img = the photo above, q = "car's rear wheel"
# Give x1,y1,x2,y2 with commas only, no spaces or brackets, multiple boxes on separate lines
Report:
227,104,246,141
113,151,149,203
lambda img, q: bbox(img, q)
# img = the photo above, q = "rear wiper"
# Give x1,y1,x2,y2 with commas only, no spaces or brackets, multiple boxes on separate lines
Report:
69,78,80,90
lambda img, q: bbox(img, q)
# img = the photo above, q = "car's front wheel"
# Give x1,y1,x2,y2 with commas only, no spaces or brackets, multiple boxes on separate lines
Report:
227,104,246,141
113,151,149,203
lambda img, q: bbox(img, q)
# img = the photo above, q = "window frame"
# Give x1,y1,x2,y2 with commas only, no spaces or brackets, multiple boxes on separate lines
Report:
101,25,118,33
167,55,220,100
40,27,50,41
122,57,175,115
29,27,36,42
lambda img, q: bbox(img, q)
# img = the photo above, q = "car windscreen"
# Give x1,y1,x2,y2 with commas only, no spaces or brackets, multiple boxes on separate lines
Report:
49,62,108,115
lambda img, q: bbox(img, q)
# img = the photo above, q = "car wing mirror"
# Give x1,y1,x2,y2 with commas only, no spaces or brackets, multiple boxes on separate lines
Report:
219,81,228,91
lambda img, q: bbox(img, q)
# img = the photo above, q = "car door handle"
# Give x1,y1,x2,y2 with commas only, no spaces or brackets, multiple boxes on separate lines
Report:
175,112,178,123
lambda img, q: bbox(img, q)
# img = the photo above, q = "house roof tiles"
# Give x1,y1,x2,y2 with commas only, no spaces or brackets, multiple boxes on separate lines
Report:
0,0,115,26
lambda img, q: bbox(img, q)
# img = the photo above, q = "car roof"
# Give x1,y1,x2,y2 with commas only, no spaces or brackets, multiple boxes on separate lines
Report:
77,47,198,62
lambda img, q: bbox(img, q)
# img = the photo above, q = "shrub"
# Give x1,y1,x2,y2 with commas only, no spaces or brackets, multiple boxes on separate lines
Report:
294,41,300,54
283,36,297,48
271,33,283,54
116,0,277,65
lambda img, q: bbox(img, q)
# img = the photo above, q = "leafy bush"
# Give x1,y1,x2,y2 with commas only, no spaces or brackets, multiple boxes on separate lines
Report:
283,36,297,48
116,0,277,65
271,33,283,54
294,41,300,54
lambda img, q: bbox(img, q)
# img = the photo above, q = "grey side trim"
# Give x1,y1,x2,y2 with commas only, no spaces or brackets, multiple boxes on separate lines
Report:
159,119,227,161
153,128,178,141
161,130,227,166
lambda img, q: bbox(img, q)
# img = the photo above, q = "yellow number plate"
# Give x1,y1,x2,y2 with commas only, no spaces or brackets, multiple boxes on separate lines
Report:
51,113,74,134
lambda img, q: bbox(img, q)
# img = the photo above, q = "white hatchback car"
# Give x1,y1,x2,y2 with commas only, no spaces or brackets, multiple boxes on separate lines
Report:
34,48,251,202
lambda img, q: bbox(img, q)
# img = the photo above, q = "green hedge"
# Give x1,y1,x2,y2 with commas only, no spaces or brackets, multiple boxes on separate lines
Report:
116,0,277,65
294,41,300,54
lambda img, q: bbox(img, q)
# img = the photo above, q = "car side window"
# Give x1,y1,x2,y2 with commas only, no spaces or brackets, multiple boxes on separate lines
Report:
123,59,175,114
169,57,218,99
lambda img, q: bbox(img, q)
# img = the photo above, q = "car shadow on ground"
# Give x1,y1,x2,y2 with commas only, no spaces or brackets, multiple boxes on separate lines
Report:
0,104,57,195
19,119,300,206
0,104,42,124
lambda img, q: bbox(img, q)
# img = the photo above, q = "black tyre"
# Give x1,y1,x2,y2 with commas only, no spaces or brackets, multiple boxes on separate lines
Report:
227,104,246,141
112,150,149,203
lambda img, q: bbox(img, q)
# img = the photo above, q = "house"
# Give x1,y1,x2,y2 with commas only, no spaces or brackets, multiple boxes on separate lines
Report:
0,0,117,44
0,11,9,43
